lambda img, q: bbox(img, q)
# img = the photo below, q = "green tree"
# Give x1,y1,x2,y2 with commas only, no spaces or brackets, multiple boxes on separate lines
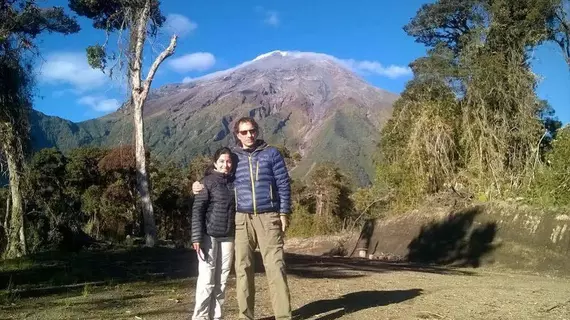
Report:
378,0,561,204
100,179,137,240
377,45,461,205
548,0,570,67
274,145,300,169
0,1,79,258
458,0,556,194
26,148,77,250
188,155,212,182
69,0,178,247
529,125,570,205
98,145,139,239
403,0,486,54
350,184,390,222
0,187,8,251
65,147,107,239
536,100,563,157
150,162,188,241
66,147,106,197
306,162,352,233
81,185,104,239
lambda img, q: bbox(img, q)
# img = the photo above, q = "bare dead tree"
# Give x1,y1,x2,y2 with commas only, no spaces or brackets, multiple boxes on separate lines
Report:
70,0,178,246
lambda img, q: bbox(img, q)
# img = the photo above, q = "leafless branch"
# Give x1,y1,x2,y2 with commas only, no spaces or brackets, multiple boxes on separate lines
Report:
143,34,177,91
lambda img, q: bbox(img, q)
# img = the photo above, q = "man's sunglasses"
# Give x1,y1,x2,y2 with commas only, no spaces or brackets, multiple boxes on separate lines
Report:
239,129,257,136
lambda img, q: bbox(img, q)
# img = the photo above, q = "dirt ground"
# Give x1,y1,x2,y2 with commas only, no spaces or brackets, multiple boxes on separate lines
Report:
1,252,569,320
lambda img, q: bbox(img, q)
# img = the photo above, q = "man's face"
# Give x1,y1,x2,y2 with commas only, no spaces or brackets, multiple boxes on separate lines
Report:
237,121,258,149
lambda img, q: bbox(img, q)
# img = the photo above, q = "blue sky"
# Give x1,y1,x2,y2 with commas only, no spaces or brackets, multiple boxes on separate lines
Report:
33,0,570,123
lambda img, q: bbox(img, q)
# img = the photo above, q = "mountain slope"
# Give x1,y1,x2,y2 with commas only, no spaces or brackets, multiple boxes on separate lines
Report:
30,50,398,185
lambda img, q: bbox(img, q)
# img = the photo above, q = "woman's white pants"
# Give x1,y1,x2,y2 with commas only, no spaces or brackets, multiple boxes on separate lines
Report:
192,236,234,320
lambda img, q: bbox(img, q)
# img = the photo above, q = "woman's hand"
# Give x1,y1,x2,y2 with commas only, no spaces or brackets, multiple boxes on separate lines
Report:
193,242,200,252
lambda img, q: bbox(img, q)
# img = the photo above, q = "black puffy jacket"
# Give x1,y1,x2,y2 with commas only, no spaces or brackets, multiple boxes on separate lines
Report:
191,171,236,243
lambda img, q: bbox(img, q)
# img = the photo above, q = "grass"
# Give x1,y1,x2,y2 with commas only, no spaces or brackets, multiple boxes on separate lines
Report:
82,284,90,297
0,246,199,298
1,232,569,320
1,246,569,319
0,259,35,274
0,275,19,305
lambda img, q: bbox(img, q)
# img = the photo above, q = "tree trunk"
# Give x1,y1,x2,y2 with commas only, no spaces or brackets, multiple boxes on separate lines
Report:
4,194,9,230
128,0,177,247
2,124,27,258
3,189,10,247
315,192,324,217
133,95,157,247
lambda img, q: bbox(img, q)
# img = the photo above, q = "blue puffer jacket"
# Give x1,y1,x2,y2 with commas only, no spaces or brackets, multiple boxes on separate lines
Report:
232,140,291,214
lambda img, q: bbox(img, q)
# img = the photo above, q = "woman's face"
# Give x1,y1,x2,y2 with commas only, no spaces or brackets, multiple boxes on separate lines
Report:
214,153,232,174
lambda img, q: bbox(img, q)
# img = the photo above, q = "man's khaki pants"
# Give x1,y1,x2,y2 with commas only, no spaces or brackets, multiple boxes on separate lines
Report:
234,212,291,320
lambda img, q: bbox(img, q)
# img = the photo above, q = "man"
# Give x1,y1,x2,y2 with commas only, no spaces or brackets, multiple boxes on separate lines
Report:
193,116,292,320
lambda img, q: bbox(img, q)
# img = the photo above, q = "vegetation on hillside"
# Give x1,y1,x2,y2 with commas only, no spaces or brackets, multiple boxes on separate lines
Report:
372,0,570,209
0,0,79,258
0,146,368,253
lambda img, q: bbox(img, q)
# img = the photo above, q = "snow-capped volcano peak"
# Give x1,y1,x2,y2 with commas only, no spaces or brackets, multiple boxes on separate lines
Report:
252,50,337,62
252,50,290,61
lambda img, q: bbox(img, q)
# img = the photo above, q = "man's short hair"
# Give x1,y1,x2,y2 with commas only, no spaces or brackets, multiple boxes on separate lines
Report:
233,117,259,134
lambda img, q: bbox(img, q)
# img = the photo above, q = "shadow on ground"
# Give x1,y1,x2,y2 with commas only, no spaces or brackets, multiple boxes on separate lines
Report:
407,206,498,267
259,289,423,320
0,205,495,298
285,253,474,279
0,243,472,298
0,246,198,298
1,224,479,300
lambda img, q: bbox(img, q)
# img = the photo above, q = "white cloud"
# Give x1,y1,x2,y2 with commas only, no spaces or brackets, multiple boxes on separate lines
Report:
182,76,194,83
51,89,77,98
264,11,279,26
248,50,411,79
165,14,197,37
38,52,108,91
183,50,412,83
168,52,216,73
255,7,280,27
78,95,120,112
338,59,412,79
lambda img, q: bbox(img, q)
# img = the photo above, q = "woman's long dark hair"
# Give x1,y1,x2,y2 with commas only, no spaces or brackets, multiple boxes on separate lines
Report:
204,147,233,176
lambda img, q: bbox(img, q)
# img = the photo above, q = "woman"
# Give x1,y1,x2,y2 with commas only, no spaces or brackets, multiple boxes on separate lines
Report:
191,147,236,320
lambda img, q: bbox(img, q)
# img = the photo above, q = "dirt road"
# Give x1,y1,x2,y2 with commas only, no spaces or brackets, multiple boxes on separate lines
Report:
2,254,569,320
